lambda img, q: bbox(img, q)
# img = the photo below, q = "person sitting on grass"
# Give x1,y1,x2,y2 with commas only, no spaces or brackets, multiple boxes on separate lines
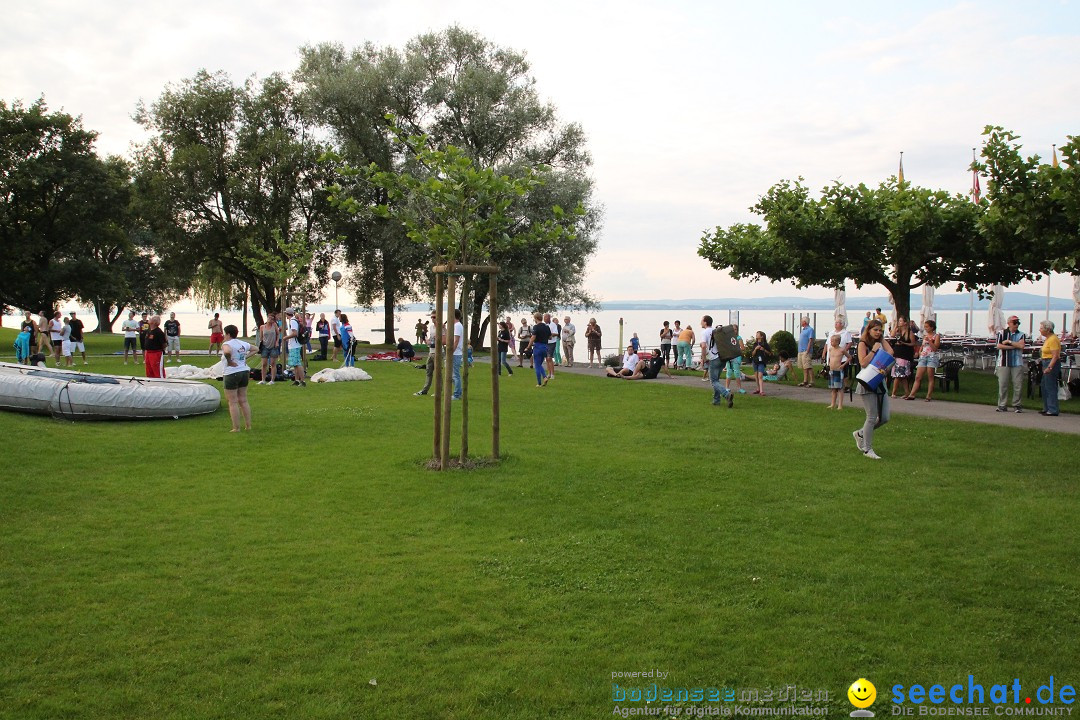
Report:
625,348,672,380
606,345,640,378
396,338,416,361
765,353,794,382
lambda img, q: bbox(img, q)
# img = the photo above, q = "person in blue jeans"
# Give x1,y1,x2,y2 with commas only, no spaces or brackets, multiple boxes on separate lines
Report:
525,312,551,386
702,315,734,408
451,309,464,399
1038,319,1061,416
496,321,514,376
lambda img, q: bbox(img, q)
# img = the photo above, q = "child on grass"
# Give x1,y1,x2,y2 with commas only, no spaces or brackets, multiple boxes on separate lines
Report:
826,334,848,410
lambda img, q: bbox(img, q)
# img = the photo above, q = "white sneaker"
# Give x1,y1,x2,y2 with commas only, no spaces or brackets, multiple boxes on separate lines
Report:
267,381,274,385
257,380,266,385
852,430,865,452
864,450,882,460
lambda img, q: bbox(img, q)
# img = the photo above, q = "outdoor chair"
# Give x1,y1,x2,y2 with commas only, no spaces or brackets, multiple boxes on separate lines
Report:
933,359,964,393
1026,360,1043,399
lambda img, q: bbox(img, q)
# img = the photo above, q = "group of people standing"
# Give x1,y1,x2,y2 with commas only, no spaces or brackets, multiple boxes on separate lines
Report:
15,310,87,367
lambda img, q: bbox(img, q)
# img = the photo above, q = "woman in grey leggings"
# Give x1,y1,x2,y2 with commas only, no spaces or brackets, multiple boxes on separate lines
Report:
852,320,894,460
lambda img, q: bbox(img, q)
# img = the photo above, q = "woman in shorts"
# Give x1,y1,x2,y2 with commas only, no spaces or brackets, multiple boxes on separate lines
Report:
904,319,941,402
889,317,916,398
749,331,772,396
222,325,255,432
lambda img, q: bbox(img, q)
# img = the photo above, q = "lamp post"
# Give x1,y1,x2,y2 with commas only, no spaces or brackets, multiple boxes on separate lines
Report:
331,271,342,310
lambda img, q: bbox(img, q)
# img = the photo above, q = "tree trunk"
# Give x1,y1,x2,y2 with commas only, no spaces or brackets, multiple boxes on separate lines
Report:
249,285,265,328
93,301,119,333
382,254,396,345
468,281,490,349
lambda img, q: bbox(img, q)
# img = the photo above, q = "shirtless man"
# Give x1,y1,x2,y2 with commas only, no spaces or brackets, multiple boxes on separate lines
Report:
207,313,224,355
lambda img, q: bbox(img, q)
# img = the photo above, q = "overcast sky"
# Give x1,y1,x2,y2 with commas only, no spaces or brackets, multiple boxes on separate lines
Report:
5,0,1078,303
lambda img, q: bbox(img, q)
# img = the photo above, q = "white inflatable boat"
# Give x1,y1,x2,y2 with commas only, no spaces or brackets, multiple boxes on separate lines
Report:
0,362,221,420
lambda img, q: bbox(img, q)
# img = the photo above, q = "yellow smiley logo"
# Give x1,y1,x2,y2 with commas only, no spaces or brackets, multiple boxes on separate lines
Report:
848,678,877,709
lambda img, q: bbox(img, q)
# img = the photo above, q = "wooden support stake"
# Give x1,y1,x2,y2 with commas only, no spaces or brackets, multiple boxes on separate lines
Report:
441,274,456,471
490,273,500,459
460,274,470,462
432,273,443,463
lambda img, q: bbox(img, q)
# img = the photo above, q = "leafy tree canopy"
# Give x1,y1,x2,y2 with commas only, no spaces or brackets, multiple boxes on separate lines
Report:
699,177,1029,321
298,27,600,343
134,70,338,326
0,98,128,312
979,125,1079,275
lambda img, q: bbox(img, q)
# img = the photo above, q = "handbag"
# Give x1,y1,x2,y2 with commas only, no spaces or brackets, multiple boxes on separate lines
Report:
1060,381,1073,402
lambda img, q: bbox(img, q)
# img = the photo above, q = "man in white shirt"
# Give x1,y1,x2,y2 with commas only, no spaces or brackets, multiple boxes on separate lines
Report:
607,344,641,377
451,309,464,399
823,316,853,360
702,315,735,407
49,311,64,365
284,307,306,387
545,313,558,379
121,311,140,364
329,309,341,362
561,316,576,367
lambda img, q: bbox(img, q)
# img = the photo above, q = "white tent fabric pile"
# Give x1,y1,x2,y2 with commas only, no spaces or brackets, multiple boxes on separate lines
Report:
987,284,1007,336
920,286,935,327
310,366,372,383
1072,275,1080,337
168,360,226,380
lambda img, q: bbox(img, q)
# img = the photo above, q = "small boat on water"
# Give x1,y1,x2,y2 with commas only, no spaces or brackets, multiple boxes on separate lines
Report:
0,362,220,420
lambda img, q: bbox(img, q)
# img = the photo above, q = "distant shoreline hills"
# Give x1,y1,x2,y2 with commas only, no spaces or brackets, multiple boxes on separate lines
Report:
296,290,1073,314
588,292,1074,312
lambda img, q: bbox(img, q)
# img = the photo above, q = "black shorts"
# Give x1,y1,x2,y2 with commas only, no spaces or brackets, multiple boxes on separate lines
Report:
224,372,249,390
51,339,62,348
124,338,137,351
518,340,529,353
333,336,342,347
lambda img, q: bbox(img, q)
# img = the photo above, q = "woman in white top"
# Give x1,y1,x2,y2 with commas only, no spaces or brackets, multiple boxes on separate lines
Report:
221,324,256,432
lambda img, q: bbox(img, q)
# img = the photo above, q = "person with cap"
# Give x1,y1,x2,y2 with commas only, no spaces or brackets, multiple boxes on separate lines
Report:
68,311,87,364
994,315,1026,413
283,307,306,386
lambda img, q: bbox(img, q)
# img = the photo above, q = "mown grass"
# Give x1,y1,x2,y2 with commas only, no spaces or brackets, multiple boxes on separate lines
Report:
1,328,1078,719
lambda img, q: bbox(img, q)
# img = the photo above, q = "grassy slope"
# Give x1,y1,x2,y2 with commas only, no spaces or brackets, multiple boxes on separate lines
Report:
0,329,1077,719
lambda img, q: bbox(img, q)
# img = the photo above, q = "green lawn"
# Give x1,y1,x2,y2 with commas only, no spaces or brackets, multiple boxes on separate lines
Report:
1,329,1078,718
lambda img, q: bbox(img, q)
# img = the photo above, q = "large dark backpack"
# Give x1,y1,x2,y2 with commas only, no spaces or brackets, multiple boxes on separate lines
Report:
709,325,742,361
296,323,311,345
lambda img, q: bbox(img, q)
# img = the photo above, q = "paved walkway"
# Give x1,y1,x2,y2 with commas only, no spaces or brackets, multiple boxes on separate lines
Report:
528,360,1080,436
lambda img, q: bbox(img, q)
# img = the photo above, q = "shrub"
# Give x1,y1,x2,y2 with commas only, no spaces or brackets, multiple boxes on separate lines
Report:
603,353,621,368
769,330,798,361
